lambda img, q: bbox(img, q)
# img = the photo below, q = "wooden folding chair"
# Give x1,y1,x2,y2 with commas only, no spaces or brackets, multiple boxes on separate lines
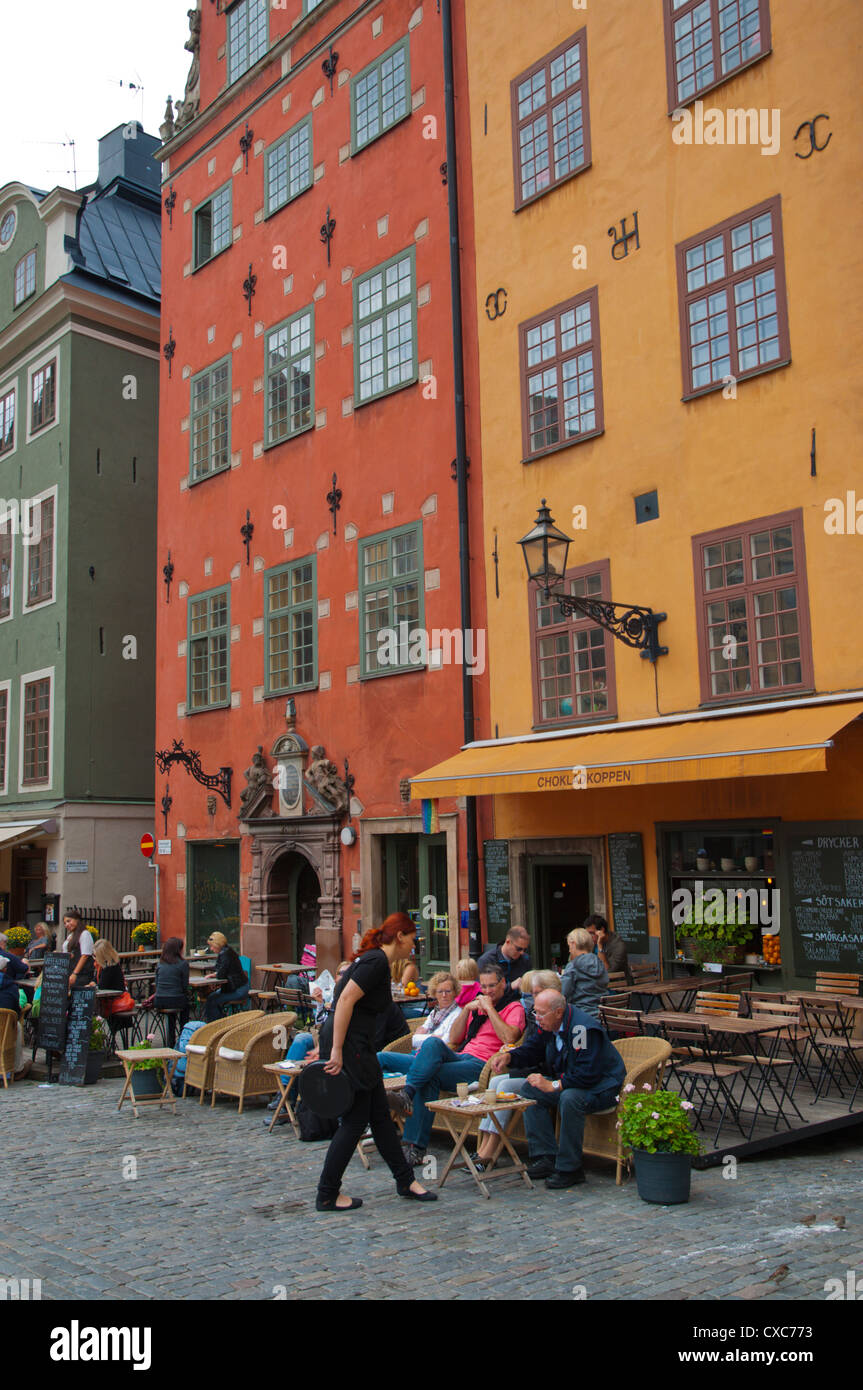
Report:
694,990,740,1016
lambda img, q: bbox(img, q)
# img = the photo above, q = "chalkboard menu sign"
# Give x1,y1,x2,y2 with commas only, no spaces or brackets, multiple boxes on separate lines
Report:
607,832,650,954
59,987,97,1086
483,840,511,938
37,952,72,1053
780,822,863,976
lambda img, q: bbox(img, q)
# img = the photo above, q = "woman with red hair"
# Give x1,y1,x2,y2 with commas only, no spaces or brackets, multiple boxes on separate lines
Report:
316,913,438,1212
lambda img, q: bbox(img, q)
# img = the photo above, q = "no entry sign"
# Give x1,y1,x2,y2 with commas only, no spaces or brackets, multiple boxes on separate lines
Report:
140,833,155,859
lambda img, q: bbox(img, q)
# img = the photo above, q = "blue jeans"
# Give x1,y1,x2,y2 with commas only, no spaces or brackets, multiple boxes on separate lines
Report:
287,1032,316,1063
383,1037,485,1150
377,1053,413,1078
521,1081,621,1173
203,983,250,1022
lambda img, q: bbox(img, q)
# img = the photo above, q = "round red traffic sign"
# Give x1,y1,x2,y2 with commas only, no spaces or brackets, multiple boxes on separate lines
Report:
140,834,155,859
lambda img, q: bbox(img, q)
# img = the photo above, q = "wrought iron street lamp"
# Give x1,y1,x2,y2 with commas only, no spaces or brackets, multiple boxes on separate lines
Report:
518,500,668,663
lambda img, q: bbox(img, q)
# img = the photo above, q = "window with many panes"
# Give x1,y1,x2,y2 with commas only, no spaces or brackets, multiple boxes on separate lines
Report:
227,0,268,85
352,39,410,153
265,308,313,445
354,249,416,405
14,250,36,307
22,677,50,784
0,387,14,456
529,562,616,726
194,185,232,269
265,118,313,216
0,527,11,619
190,359,231,480
519,288,603,461
303,0,324,11
511,32,591,210
0,687,7,791
188,589,230,711
693,510,812,702
676,196,788,398
265,558,317,694
359,524,423,678
25,495,54,608
664,0,770,108
30,359,56,433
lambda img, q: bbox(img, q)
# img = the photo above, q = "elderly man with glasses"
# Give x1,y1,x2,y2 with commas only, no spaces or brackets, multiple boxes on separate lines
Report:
491,988,625,1190
477,926,532,987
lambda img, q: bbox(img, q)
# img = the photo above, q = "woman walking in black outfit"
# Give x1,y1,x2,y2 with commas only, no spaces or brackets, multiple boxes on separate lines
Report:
317,913,437,1212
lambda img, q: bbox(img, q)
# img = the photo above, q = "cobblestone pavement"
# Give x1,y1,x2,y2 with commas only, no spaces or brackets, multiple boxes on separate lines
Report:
3,1077,862,1301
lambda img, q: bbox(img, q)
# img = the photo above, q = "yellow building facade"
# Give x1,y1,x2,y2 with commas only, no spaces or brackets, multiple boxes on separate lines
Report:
414,0,863,987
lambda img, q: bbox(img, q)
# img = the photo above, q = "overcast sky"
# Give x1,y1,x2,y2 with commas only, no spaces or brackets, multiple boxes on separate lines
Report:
2,0,193,192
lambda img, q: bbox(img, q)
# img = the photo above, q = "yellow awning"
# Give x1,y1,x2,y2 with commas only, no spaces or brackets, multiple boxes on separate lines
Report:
410,702,863,798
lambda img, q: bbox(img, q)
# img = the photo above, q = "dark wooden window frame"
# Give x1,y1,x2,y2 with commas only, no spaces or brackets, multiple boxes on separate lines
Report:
22,675,51,785
25,494,55,608
528,558,618,729
692,507,813,706
676,195,790,401
511,30,592,212
30,358,56,434
14,249,36,307
663,0,772,111
519,286,604,462
0,527,11,621
0,385,15,457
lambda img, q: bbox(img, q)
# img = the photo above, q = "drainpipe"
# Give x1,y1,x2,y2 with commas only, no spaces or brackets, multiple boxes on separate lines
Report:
441,0,481,956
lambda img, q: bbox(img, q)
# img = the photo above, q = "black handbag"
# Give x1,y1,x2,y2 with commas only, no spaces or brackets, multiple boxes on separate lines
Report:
299,1060,355,1118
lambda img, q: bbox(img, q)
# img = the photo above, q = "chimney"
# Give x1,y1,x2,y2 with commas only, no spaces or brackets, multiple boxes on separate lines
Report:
97,123,160,192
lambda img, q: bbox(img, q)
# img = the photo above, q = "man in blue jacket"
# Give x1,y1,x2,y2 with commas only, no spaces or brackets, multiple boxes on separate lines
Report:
492,988,625,1189
0,937,28,1015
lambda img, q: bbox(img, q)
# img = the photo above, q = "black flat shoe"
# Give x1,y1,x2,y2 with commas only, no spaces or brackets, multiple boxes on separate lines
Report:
315,1196,363,1212
397,1186,438,1202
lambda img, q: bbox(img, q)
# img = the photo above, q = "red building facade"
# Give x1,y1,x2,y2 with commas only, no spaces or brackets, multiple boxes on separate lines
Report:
156,0,488,973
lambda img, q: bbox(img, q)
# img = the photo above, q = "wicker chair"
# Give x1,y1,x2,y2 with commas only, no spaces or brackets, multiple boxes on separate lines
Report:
0,1008,18,1087
380,1019,424,1054
582,1036,672,1184
182,1012,263,1103
210,1011,298,1112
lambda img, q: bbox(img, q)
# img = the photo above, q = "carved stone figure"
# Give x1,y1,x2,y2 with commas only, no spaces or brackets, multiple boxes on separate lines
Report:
160,96,176,143
306,745,348,813
176,5,202,130
240,746,271,813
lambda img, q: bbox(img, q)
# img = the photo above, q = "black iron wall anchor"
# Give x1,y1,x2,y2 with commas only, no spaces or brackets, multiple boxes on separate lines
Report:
343,757,356,805
241,509,254,564
327,472,342,534
163,327,177,377
810,427,817,477
155,739,233,808
608,211,640,260
164,186,177,228
160,784,173,838
239,122,254,172
492,532,500,598
794,114,831,159
163,550,175,602
485,288,507,320
242,264,257,315
322,46,339,95
440,161,448,185
320,208,336,266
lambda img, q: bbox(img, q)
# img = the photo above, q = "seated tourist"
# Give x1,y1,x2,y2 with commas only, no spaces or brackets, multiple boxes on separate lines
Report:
454,956,480,1007
584,913,632,985
26,922,55,960
153,937,191,1046
561,928,608,1018
472,969,561,1170
391,955,420,990
477,926,532,986
202,932,250,1022
380,972,461,1085
383,965,525,1165
0,934,30,1080
491,989,625,1189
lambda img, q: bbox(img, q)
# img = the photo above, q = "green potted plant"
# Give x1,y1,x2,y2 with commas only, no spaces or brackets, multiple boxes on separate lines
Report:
84,1016,110,1086
677,892,754,965
131,922,157,951
618,1083,700,1203
126,1035,165,1097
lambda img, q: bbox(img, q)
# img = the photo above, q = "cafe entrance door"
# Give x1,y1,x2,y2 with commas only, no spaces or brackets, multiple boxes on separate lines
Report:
529,858,591,970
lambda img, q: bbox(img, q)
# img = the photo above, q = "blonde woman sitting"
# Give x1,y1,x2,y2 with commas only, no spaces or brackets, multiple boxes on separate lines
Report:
473,968,560,1171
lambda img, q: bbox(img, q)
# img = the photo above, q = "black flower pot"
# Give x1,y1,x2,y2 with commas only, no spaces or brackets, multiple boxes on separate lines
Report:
130,1067,163,1098
83,1050,106,1086
633,1149,692,1204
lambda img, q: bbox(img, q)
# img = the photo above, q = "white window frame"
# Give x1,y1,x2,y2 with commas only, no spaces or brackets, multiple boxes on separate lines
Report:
0,679,10,794
18,665,53,794
26,345,60,443
0,377,17,460
0,504,15,626
22,483,58,615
